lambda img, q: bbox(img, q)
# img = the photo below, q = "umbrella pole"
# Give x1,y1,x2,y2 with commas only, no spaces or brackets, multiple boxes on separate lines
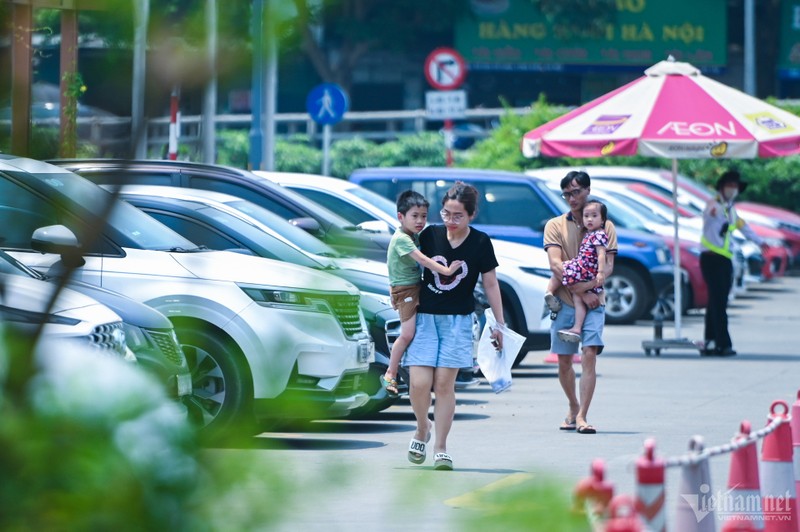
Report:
672,158,682,337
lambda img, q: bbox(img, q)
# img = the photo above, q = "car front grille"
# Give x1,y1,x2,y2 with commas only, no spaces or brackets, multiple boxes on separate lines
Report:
148,330,186,366
89,322,127,357
319,294,363,338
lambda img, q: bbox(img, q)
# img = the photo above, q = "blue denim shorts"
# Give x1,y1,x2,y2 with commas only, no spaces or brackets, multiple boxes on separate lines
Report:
550,301,605,355
403,313,474,368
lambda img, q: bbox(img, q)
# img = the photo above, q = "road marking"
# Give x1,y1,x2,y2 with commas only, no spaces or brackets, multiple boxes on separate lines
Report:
444,472,534,509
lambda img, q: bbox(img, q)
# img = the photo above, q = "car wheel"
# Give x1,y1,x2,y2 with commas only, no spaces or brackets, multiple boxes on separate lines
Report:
651,280,690,320
176,327,254,441
604,264,649,324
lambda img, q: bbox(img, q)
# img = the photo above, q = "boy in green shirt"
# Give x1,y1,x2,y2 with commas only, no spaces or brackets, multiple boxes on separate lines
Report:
381,190,464,395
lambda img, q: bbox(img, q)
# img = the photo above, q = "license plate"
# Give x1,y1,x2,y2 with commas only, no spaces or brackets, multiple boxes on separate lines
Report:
176,373,193,396
358,341,374,363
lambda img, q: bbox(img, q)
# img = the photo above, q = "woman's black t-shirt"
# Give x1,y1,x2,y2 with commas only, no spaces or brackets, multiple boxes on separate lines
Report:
417,225,499,316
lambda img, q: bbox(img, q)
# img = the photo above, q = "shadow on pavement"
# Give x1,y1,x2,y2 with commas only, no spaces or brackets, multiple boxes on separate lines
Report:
247,437,386,451
602,350,800,362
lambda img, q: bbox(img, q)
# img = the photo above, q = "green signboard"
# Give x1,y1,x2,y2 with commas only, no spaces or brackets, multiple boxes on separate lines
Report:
779,0,800,76
456,0,726,69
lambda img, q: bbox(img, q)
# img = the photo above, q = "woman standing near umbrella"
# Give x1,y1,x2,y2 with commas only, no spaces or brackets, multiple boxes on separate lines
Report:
700,170,767,356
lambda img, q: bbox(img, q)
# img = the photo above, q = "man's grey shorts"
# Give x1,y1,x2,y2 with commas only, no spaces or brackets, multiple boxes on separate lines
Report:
550,300,605,355
403,313,473,368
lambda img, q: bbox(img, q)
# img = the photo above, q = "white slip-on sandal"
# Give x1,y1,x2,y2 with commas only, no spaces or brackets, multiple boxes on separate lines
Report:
407,427,431,464
433,452,453,471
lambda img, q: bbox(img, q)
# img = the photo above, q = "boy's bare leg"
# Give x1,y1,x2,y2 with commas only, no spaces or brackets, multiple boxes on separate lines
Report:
386,315,415,380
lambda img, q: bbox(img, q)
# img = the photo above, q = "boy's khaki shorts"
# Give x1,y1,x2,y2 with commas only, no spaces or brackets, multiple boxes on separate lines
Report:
390,284,420,322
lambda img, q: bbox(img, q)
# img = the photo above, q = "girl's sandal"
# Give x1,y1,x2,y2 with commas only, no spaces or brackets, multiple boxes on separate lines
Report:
380,374,399,396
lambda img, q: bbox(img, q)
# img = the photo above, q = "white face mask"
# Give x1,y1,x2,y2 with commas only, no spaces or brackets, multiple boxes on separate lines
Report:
723,186,738,201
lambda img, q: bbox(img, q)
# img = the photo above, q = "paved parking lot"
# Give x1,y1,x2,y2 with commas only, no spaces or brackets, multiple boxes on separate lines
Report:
210,275,800,531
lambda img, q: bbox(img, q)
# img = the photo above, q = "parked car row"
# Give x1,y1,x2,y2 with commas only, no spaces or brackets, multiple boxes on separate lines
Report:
0,155,374,441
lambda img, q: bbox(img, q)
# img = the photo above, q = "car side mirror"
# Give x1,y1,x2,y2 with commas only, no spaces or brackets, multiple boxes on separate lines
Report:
357,220,391,234
31,225,85,267
289,217,322,235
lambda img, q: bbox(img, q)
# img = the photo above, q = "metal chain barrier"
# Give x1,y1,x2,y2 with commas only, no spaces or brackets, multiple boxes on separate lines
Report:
663,414,789,468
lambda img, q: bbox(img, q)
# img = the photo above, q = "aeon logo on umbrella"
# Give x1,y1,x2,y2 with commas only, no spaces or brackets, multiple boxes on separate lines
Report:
582,115,630,135
657,121,738,136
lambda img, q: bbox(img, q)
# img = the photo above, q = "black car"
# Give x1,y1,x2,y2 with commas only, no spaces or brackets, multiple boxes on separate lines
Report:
49,159,393,262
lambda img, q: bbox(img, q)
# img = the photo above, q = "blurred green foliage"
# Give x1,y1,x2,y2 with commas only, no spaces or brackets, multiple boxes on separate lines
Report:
0,325,293,530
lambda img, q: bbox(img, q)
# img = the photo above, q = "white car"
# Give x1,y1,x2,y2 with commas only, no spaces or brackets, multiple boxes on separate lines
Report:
0,155,373,439
0,272,130,359
256,171,552,364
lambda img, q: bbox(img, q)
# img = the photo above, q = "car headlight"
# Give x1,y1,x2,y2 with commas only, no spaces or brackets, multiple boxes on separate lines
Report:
240,285,330,312
687,246,703,257
519,266,553,279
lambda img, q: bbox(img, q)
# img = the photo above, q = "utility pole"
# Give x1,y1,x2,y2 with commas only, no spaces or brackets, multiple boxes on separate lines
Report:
132,0,149,158
263,0,278,171
744,0,756,95
201,0,218,164
249,0,264,170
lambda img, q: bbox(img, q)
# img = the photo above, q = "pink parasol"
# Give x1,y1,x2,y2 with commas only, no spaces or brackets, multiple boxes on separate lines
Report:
521,56,800,346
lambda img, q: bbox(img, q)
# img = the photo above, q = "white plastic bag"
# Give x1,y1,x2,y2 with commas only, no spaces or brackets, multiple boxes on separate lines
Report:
476,308,526,393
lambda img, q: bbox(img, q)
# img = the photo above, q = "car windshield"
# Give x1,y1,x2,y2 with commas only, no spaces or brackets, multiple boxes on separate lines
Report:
21,168,199,251
0,249,40,278
589,193,653,232
197,205,325,269
348,187,399,219
606,190,674,224
224,199,341,256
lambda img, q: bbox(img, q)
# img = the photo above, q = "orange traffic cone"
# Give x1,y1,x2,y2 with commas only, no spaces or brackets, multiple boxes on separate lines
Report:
760,400,799,532
721,421,763,531
635,438,665,532
674,436,716,532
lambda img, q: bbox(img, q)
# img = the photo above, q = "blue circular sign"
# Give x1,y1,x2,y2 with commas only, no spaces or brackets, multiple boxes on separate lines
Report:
306,83,349,125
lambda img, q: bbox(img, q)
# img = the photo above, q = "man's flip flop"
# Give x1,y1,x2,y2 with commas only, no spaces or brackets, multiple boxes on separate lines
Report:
559,418,577,431
407,427,432,464
433,452,453,471
557,330,581,343
577,425,597,434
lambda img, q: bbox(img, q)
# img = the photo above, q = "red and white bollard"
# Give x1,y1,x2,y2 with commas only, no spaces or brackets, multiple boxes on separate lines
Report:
168,85,181,160
722,421,763,531
605,494,645,532
635,438,665,532
574,458,614,521
760,400,799,532
790,391,800,510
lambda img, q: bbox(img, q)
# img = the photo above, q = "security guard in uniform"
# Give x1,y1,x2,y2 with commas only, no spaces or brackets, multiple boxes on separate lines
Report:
700,170,766,356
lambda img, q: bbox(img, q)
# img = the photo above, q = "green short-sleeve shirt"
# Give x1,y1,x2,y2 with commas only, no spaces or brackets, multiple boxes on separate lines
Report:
387,228,421,287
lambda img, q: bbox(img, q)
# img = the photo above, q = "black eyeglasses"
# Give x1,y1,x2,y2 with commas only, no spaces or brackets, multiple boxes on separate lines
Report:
561,188,586,200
